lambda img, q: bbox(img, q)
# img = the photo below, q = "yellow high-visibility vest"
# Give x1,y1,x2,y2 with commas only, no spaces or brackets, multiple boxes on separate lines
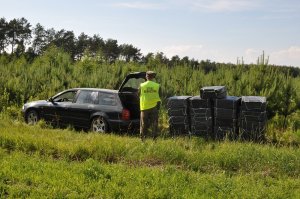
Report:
140,81,161,111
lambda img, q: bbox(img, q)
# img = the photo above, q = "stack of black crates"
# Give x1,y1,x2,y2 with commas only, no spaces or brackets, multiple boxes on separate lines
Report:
167,86,267,141
239,96,267,141
189,96,212,138
213,96,241,140
200,86,241,140
167,96,191,136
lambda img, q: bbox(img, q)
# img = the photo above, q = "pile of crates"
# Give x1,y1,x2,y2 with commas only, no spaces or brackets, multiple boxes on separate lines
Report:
167,86,267,140
189,96,212,138
239,96,267,140
167,96,191,136
214,96,241,140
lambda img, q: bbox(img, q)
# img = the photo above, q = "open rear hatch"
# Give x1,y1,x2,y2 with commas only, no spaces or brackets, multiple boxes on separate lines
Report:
118,72,146,119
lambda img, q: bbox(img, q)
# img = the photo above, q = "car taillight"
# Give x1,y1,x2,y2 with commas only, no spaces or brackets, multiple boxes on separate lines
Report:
121,109,130,120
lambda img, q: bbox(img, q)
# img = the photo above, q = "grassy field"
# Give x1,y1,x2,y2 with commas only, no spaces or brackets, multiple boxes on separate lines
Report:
0,38,299,198
1,119,300,198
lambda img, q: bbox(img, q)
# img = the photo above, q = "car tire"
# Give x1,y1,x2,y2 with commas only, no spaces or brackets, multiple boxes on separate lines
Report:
26,110,40,125
91,116,108,133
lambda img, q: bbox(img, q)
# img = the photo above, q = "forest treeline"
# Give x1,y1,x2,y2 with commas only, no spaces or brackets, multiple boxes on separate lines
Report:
0,17,300,76
0,17,299,136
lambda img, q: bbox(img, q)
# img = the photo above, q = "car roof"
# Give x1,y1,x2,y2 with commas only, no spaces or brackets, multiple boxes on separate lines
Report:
69,88,118,93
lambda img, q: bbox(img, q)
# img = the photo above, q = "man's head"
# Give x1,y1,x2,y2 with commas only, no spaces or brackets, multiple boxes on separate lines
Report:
146,71,156,80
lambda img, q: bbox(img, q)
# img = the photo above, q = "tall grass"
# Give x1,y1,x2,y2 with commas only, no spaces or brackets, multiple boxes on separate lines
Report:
1,149,300,198
0,119,299,176
1,120,300,198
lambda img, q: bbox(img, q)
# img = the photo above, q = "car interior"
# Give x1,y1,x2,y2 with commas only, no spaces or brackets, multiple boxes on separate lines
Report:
118,77,145,119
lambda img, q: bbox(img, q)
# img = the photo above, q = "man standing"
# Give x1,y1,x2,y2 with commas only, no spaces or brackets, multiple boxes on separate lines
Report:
139,71,161,141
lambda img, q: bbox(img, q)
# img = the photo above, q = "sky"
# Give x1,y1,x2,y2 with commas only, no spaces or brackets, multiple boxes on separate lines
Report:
1,0,300,67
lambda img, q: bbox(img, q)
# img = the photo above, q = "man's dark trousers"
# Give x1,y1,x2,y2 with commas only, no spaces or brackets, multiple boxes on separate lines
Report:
140,106,158,141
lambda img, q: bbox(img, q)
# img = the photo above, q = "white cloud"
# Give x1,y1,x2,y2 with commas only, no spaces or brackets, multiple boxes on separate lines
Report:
183,0,260,12
243,48,261,63
111,2,163,10
162,44,203,58
111,0,300,14
162,44,235,63
111,0,261,12
269,46,300,67
242,47,300,67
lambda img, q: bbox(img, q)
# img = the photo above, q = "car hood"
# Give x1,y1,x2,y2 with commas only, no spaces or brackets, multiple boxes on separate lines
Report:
23,100,49,109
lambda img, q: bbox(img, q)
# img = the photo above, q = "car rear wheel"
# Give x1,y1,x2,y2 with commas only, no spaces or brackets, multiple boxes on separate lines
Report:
26,110,39,125
91,116,108,133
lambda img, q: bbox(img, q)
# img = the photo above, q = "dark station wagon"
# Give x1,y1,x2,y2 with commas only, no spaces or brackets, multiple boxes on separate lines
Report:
22,72,146,133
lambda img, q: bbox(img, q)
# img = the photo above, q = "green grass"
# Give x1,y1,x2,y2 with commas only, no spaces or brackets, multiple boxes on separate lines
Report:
1,119,300,174
1,149,300,199
1,119,300,198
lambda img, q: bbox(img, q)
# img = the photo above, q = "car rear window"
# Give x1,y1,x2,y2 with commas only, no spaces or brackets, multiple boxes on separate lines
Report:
99,92,117,106
123,78,145,90
76,91,99,104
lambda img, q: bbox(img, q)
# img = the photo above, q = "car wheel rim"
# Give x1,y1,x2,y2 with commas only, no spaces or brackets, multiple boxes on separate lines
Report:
28,112,38,125
92,117,106,132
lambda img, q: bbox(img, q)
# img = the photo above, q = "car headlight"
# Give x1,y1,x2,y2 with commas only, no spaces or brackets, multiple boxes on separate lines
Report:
22,104,27,111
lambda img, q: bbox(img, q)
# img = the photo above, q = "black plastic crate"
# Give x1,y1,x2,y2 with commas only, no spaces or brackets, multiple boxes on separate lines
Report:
240,111,267,122
167,107,188,116
169,124,190,135
191,125,212,137
214,108,238,119
189,108,212,117
191,123,212,130
214,96,241,109
241,96,267,111
191,116,212,125
239,120,266,141
240,120,266,131
189,96,212,108
214,118,238,128
200,86,227,99
239,122,265,141
167,96,192,108
168,116,189,125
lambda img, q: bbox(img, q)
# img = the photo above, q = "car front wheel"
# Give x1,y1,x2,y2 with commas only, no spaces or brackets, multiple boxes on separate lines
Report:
91,116,108,133
26,110,39,125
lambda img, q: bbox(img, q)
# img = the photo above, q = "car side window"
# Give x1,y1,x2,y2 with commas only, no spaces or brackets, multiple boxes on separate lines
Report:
54,91,77,102
99,93,117,106
76,91,99,104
